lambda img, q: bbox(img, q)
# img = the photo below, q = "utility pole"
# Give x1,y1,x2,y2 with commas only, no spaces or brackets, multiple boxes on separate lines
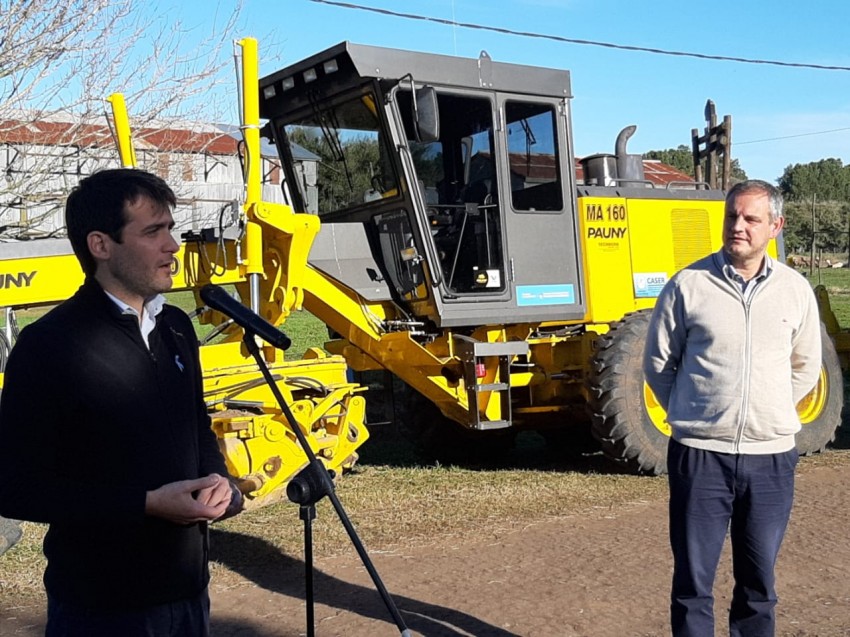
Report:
810,193,817,278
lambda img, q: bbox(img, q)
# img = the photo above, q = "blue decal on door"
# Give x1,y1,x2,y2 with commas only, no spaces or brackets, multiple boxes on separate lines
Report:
517,284,575,306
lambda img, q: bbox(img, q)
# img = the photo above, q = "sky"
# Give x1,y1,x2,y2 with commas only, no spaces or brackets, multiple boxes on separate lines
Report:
162,0,850,183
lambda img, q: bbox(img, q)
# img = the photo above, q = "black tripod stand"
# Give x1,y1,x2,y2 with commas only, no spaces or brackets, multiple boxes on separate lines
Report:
240,327,411,637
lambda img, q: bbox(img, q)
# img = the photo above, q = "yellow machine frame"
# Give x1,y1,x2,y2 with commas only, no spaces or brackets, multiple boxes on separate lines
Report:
0,38,841,491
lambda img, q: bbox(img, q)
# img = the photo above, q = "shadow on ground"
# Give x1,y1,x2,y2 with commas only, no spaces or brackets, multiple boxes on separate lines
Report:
358,368,850,468
358,424,623,475
832,375,850,449
210,529,520,637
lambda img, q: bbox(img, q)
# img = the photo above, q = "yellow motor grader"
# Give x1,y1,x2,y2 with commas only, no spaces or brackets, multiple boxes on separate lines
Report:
0,39,842,514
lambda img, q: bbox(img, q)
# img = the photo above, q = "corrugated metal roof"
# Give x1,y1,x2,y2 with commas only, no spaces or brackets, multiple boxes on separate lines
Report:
0,116,237,155
575,157,694,187
0,115,321,163
639,159,695,186
503,153,696,187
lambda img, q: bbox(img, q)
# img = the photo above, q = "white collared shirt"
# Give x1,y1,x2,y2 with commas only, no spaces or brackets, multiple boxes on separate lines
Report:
104,291,166,349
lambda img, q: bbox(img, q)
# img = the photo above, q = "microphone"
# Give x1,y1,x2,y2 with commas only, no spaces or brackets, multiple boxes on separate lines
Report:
199,284,292,351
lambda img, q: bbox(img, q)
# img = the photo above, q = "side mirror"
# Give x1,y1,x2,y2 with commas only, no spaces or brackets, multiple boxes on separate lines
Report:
413,86,439,143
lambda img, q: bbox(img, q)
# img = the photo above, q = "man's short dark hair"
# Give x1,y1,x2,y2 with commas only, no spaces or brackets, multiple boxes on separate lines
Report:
65,169,176,276
726,179,783,221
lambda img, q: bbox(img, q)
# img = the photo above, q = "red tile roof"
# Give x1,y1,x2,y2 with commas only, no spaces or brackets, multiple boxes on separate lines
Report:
0,118,237,154
574,157,694,186
507,152,696,187
639,160,695,186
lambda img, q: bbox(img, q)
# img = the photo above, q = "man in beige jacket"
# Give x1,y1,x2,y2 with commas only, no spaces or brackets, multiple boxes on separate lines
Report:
643,180,821,637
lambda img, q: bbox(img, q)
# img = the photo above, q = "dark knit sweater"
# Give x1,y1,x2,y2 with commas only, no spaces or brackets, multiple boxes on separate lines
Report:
0,279,228,609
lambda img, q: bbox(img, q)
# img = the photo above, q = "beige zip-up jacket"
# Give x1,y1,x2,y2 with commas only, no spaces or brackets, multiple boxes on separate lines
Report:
643,251,821,454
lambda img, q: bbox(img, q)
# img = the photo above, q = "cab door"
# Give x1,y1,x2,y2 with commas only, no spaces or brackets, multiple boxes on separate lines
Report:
496,95,585,323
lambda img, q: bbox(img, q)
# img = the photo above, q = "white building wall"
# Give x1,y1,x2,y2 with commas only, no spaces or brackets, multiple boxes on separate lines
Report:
0,144,287,238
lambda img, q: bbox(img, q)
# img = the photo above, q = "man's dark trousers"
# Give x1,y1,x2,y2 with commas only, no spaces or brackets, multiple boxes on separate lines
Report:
46,588,210,637
667,439,797,637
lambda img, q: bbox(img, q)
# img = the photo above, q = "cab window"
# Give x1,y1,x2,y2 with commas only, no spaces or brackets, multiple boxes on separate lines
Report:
505,101,563,212
283,91,399,219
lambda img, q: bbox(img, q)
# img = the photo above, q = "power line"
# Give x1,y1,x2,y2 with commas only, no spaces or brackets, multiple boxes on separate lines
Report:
309,0,850,72
737,127,850,146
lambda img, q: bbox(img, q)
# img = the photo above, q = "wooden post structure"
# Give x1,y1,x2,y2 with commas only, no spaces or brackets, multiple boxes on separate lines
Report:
721,115,732,191
691,100,733,190
810,193,817,277
692,127,703,186
705,101,718,189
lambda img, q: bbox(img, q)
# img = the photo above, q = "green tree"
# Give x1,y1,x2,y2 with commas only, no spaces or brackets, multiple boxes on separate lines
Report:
643,145,747,183
778,158,850,202
779,159,850,259
783,200,849,255
288,126,382,213
643,145,694,175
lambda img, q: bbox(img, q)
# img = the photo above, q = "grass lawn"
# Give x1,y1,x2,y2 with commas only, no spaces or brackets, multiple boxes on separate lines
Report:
802,267,850,326
5,289,329,361
163,290,330,361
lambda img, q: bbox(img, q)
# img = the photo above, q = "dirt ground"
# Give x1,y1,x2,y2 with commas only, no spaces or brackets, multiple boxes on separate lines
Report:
2,456,849,637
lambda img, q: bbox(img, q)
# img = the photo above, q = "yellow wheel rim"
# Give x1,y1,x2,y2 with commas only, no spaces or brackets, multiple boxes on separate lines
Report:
797,367,828,425
643,382,671,436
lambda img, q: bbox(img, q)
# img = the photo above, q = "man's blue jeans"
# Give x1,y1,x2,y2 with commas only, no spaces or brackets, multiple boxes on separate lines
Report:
668,439,797,637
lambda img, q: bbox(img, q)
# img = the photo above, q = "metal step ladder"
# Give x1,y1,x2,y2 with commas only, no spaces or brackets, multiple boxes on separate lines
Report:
453,334,529,430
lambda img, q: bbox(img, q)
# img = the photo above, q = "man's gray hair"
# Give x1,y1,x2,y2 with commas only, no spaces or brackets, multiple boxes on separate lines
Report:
726,179,783,221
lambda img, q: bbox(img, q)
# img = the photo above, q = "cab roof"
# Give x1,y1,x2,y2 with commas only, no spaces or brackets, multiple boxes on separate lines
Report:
259,41,572,107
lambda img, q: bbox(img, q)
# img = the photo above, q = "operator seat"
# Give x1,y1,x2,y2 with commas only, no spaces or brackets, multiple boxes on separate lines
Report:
462,178,496,206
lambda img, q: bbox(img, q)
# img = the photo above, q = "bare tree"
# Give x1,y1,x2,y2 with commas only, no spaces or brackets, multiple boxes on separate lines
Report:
0,0,245,237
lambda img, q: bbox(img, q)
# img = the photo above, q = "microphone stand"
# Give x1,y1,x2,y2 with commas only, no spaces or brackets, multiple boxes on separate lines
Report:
240,330,411,637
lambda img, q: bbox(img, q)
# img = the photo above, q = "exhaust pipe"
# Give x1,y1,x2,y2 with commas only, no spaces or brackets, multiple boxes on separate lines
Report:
615,125,646,184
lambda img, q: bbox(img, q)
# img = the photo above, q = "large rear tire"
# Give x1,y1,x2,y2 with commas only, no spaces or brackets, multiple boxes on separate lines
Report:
587,311,669,475
795,324,844,455
588,314,844,475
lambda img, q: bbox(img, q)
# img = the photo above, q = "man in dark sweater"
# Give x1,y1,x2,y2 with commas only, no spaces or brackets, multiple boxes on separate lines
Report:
0,168,241,636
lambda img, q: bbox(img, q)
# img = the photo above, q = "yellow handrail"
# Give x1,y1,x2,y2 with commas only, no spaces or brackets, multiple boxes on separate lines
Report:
105,93,137,168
